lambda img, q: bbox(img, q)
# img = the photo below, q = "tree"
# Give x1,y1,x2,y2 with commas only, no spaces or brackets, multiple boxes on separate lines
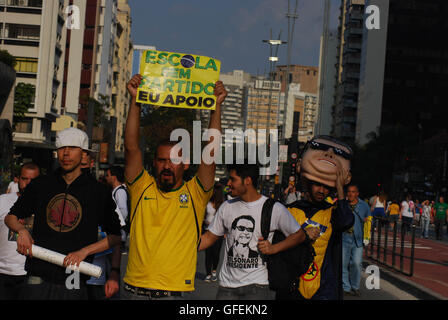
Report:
13,82,35,118
0,50,16,68
79,93,111,127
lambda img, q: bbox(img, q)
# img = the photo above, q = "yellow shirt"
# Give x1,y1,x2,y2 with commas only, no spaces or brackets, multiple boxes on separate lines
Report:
124,170,212,291
388,203,399,215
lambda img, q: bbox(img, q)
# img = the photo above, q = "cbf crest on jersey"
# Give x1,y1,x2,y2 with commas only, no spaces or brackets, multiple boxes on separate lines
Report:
179,192,189,208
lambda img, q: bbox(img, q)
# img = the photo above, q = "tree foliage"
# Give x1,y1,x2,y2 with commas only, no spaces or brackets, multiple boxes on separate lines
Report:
80,93,111,127
0,50,16,68
13,82,35,118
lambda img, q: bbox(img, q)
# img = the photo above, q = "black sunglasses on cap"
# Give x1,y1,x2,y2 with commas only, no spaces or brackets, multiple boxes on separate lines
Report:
309,141,352,160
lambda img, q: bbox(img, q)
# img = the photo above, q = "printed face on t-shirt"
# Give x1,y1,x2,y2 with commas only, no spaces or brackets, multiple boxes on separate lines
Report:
234,218,254,245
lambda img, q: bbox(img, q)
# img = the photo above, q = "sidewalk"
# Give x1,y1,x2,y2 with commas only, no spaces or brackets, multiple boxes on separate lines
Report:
364,227,448,300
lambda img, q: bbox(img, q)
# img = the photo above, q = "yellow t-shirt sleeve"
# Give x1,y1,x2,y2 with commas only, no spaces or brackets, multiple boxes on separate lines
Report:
126,169,154,213
186,175,213,222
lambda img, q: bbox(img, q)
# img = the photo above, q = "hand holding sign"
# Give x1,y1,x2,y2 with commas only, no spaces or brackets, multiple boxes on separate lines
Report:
213,81,227,106
127,74,143,100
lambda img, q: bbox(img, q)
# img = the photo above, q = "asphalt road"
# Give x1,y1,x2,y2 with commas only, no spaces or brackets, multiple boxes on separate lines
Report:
119,243,418,300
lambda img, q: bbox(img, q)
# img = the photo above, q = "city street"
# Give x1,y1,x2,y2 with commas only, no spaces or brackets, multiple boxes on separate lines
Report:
119,240,423,301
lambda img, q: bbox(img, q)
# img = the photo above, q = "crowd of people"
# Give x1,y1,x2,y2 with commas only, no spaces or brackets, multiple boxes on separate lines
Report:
1,73,447,301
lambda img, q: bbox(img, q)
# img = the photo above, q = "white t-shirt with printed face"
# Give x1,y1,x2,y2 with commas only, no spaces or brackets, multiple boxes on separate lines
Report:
208,195,300,288
0,193,26,276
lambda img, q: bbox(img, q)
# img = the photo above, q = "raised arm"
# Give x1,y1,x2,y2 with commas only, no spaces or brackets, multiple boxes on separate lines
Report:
124,74,144,182
196,81,227,191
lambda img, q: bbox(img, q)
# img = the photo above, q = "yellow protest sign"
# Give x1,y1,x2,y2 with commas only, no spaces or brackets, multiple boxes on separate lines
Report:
136,50,221,110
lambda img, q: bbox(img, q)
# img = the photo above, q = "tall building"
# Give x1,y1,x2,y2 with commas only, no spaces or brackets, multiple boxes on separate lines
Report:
273,64,319,142
333,0,365,142
0,0,68,167
245,78,284,133
356,0,388,144
316,31,338,136
285,84,318,143
200,70,250,139
62,0,100,121
274,65,319,94
357,0,448,145
60,0,132,165
109,0,133,163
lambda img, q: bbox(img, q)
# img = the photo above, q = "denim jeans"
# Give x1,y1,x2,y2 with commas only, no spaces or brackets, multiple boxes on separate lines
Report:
216,284,275,300
342,233,364,292
420,216,430,238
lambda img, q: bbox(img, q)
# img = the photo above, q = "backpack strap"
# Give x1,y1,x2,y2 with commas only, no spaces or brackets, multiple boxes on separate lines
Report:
260,198,276,264
186,184,201,249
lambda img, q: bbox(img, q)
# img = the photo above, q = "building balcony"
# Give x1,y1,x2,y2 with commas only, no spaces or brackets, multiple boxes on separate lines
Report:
347,41,362,50
1,0,43,8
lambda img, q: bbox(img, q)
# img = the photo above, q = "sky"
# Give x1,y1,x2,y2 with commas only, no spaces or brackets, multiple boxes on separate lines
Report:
129,0,340,76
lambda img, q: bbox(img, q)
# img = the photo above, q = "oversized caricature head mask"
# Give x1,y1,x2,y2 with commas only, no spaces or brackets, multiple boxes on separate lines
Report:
298,135,353,188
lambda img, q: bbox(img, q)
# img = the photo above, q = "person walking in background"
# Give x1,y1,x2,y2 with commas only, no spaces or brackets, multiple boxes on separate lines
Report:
283,184,301,205
371,191,387,218
400,195,415,235
105,165,129,251
420,200,431,239
433,196,448,240
386,199,400,230
0,163,40,300
371,191,387,229
414,199,422,227
6,175,19,194
203,184,225,282
342,183,371,297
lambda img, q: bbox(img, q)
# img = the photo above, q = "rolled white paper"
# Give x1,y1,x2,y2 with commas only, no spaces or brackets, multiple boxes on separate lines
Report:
31,245,102,278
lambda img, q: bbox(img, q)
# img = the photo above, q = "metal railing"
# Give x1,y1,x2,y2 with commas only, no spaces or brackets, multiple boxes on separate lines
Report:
365,217,416,276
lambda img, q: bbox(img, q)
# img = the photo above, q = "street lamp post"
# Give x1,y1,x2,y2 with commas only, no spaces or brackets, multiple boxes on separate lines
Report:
261,31,286,195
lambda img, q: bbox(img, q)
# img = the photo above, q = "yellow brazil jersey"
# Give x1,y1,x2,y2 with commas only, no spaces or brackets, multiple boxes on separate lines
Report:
288,201,334,299
123,170,212,291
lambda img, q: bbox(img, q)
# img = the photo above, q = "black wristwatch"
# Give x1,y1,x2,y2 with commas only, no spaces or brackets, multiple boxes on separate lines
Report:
110,267,120,274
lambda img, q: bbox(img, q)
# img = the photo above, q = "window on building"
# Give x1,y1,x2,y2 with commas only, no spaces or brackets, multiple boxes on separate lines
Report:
13,117,33,134
14,57,38,73
5,23,40,40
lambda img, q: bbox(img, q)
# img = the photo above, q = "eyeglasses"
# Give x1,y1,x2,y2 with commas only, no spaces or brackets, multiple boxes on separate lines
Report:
236,225,254,232
309,141,352,160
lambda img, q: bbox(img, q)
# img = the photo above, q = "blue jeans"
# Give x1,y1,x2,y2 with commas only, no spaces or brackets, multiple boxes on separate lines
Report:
420,216,430,238
342,233,364,292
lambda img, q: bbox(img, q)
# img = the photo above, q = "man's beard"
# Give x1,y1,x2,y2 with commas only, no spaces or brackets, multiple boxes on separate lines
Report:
157,169,176,192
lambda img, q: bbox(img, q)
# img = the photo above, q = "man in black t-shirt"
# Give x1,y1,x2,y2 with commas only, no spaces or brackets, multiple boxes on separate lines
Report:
5,128,122,300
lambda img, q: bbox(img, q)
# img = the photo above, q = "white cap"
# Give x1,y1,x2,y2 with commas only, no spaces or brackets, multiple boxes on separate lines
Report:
55,128,94,152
